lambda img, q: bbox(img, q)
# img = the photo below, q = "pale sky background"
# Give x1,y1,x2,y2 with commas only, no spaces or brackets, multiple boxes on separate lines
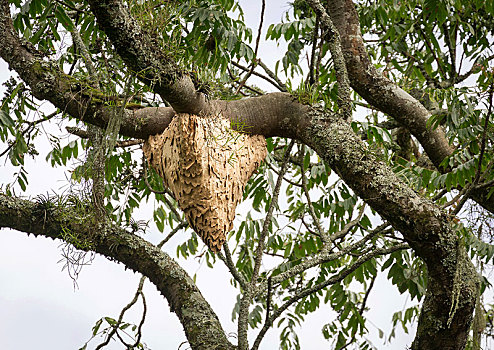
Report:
0,1,416,349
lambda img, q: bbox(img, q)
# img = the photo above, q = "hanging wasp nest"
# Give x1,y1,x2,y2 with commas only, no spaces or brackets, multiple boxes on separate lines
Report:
143,113,267,252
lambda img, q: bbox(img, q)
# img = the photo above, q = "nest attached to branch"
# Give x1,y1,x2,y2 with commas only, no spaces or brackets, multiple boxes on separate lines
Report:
143,113,267,252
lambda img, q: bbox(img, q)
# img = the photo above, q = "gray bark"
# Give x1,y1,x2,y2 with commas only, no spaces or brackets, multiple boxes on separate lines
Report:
0,0,482,348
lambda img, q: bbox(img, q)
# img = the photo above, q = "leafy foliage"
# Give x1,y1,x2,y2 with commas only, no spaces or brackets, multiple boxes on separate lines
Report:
1,0,494,349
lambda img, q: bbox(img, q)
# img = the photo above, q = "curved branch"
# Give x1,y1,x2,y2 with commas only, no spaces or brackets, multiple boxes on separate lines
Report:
321,0,453,168
296,108,478,350
0,0,177,140
86,0,208,114
0,193,234,350
322,0,494,214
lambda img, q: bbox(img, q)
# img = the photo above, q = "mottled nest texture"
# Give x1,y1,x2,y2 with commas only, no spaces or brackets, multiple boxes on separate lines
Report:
143,113,267,252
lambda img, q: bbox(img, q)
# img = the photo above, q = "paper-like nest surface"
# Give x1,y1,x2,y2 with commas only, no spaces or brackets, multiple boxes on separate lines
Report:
143,113,267,252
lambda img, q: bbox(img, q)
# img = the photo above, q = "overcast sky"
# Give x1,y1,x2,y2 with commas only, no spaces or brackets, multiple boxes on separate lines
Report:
0,1,415,349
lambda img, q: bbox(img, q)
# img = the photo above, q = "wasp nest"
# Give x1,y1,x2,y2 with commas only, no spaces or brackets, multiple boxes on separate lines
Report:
143,113,267,252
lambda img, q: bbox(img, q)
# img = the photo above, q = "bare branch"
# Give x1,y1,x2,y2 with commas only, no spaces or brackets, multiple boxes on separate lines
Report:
95,276,146,350
157,222,188,249
235,0,265,94
231,61,285,92
330,204,366,241
300,145,327,241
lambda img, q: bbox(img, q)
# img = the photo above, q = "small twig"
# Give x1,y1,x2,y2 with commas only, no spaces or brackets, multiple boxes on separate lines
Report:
475,178,494,190
400,49,442,89
94,276,146,350
66,127,143,147
455,54,494,85
217,241,247,290
266,160,301,187
113,139,144,147
432,188,448,201
339,275,377,350
417,27,447,80
451,190,471,217
265,276,272,323
235,0,265,94
157,222,188,249
300,145,327,241
308,14,320,85
128,290,147,349
227,67,264,95
257,59,288,92
300,215,319,237
0,111,58,158
142,157,183,221
252,140,295,282
231,61,285,92
473,84,493,185
54,0,84,14
441,22,457,82
71,26,98,84
330,204,366,241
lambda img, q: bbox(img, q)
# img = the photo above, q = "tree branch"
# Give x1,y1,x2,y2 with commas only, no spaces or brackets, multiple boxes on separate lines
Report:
323,0,494,216
238,140,294,350
86,0,208,114
307,0,352,121
251,243,408,350
0,193,234,350
323,0,452,167
218,241,247,290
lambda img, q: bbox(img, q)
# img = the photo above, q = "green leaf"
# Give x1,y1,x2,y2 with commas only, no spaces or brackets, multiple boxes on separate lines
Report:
0,110,15,127
92,319,103,335
54,6,74,31
104,317,117,326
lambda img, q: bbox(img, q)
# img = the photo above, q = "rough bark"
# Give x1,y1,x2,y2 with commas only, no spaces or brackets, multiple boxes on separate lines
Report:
0,0,480,348
0,194,235,350
86,0,208,114
324,0,494,213
297,107,478,350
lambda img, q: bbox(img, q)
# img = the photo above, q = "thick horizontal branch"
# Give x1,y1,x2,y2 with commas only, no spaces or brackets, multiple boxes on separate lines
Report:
0,193,234,350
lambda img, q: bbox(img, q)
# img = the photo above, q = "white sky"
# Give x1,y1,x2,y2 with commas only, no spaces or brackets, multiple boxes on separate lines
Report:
0,1,415,349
